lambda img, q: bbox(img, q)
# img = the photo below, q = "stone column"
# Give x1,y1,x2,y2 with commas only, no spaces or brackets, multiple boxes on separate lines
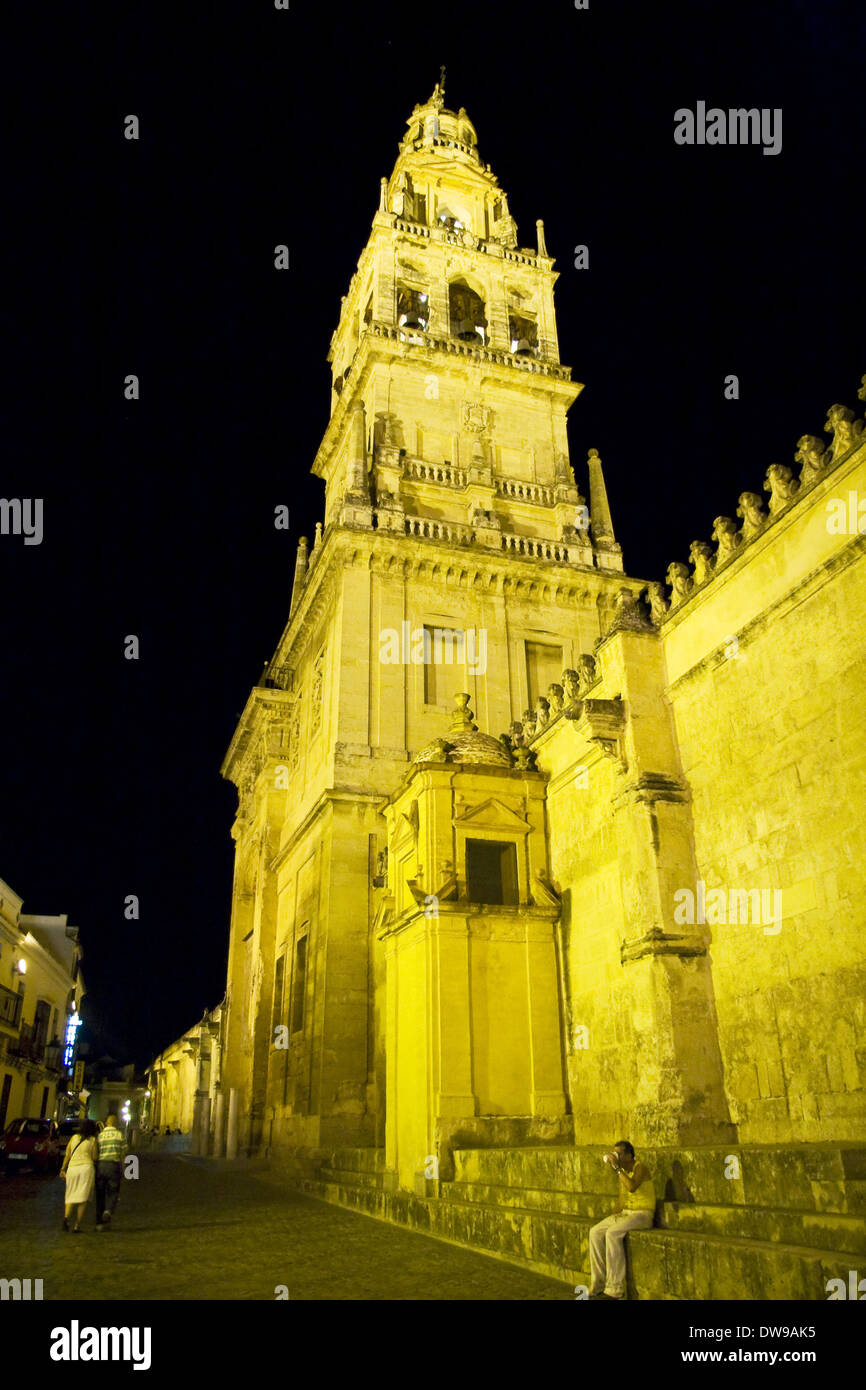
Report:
198,1097,211,1157
212,1089,226,1158
226,1087,239,1161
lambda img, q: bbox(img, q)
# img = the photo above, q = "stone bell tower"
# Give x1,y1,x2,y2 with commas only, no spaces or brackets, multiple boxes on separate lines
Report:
219,80,644,1163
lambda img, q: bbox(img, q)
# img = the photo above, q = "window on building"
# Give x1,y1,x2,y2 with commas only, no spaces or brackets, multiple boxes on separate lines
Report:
272,954,286,1037
33,1000,50,1049
290,931,308,1035
466,839,519,905
525,641,563,707
423,625,464,705
40,1086,49,1118
416,193,427,225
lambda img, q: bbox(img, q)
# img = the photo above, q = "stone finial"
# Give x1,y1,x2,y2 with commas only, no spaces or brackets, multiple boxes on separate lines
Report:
536,218,548,257
513,745,537,770
858,374,866,402
554,451,576,486
561,669,580,704
449,693,477,734
587,447,617,546
376,411,402,449
509,719,525,747
645,581,669,626
547,683,564,716
712,517,741,564
764,462,800,514
824,403,864,463
736,491,766,540
794,435,829,488
313,521,323,550
666,561,693,605
577,654,598,691
289,536,309,616
689,540,715,585
379,177,388,212
346,401,370,499
535,696,550,729
604,587,653,636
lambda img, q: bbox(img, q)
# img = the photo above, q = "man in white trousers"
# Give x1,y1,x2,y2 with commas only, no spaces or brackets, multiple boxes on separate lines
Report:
588,1140,655,1300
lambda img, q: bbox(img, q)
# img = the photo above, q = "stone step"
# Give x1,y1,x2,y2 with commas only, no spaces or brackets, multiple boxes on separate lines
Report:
447,1180,866,1256
300,1173,860,1299
452,1143,866,1215
448,1179,610,1219
317,1162,384,1190
628,1227,858,1302
659,1201,866,1256
317,1146,385,1175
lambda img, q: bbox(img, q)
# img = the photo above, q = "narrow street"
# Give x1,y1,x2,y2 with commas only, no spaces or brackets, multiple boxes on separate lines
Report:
0,1154,571,1300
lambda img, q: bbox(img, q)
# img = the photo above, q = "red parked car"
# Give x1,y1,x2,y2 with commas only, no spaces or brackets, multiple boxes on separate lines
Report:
0,1118,61,1174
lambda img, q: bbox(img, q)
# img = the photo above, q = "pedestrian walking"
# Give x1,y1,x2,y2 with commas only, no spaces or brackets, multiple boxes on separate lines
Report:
59,1119,98,1233
95,1112,127,1230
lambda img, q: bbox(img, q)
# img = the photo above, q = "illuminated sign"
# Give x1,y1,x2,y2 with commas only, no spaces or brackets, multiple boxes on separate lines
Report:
63,1011,82,1069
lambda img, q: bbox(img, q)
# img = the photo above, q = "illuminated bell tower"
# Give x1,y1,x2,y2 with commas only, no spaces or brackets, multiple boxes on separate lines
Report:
220,80,643,1163
321,76,624,585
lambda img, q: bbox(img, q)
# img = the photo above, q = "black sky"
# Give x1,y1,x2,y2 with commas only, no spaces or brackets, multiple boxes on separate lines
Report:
3,1,864,1067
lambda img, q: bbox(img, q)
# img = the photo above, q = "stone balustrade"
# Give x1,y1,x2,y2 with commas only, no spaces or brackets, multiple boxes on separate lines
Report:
364,320,570,380
500,532,573,562
496,479,555,506
405,458,468,487
403,515,473,545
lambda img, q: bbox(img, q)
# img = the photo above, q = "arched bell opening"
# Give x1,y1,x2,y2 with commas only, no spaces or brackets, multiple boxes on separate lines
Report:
449,279,487,345
397,285,429,332
509,312,539,357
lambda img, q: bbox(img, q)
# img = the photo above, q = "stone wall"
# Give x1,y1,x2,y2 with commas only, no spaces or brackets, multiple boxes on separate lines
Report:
661,414,866,1142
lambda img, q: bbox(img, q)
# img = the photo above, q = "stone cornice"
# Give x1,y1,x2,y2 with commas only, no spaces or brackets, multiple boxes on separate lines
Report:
270,788,386,874
611,773,690,810
620,926,707,964
220,686,296,786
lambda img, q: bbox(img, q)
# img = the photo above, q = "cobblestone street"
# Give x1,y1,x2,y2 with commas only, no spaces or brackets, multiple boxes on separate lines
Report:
0,1154,571,1300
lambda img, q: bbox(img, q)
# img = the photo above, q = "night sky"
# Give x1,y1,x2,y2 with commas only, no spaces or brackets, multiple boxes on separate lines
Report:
3,2,864,1068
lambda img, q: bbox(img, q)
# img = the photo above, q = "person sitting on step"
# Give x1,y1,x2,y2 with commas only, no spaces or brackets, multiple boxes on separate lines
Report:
588,1140,655,1300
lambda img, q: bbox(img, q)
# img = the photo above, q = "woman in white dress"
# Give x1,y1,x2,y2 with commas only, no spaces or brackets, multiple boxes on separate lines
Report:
59,1120,98,1232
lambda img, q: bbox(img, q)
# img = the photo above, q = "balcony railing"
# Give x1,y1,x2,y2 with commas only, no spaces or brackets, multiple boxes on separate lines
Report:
8,1020,45,1063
